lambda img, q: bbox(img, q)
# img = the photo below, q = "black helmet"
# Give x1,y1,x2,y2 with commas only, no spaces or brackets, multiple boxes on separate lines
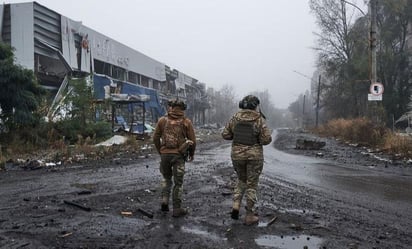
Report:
167,98,187,110
238,95,260,110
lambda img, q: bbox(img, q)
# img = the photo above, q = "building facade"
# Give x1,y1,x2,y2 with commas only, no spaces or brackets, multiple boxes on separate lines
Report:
0,2,210,124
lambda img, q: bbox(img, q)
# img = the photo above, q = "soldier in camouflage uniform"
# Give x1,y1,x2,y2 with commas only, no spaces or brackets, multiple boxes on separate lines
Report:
222,95,272,225
153,99,196,217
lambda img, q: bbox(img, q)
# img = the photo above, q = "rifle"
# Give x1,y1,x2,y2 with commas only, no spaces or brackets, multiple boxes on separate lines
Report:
259,108,267,120
183,145,193,162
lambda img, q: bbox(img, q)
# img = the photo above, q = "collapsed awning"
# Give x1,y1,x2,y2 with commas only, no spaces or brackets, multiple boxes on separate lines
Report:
93,74,165,118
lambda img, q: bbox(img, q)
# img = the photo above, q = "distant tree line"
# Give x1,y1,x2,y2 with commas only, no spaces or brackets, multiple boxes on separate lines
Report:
208,85,296,129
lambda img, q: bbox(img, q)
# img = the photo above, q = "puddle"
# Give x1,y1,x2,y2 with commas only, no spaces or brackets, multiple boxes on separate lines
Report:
258,216,279,227
282,208,313,215
181,225,226,241
258,221,274,227
255,234,322,248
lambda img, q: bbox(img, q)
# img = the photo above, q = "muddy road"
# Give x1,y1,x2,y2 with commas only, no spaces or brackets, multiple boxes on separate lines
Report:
1,129,412,249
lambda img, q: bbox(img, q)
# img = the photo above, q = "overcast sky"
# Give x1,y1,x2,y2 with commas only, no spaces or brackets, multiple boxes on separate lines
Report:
6,0,320,109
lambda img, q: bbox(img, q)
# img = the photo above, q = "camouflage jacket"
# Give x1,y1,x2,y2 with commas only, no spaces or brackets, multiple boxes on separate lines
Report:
153,109,196,157
221,109,272,160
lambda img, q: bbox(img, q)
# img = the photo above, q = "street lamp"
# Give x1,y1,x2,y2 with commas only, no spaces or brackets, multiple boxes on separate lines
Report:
341,0,366,15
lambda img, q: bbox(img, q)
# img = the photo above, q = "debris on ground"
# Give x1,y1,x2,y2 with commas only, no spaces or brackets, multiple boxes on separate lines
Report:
295,138,326,150
63,200,91,212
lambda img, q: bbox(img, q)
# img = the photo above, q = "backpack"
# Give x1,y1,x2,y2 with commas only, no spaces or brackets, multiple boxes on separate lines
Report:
162,117,186,149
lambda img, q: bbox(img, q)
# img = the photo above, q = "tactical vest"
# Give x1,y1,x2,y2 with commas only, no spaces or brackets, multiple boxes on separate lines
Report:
233,121,259,145
162,118,185,149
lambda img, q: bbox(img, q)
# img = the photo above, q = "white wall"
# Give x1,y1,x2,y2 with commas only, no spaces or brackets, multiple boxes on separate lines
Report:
10,2,34,69
61,16,166,81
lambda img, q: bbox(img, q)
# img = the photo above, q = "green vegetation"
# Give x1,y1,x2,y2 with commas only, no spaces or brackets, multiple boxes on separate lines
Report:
54,77,112,144
0,42,113,168
0,42,46,165
0,42,46,134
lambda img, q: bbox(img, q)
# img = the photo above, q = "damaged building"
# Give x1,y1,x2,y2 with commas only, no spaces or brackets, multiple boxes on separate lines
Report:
0,1,211,128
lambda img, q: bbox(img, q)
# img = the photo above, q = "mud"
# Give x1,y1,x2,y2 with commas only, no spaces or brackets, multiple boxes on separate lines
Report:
1,128,412,249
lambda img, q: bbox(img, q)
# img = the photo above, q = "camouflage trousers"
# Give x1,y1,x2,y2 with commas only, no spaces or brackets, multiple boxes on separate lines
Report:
232,160,263,213
159,154,185,208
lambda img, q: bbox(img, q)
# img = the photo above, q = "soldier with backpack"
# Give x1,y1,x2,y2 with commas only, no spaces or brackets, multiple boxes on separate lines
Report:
153,99,196,217
222,95,272,225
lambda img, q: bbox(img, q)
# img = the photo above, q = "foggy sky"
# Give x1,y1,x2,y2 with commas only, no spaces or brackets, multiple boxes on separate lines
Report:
5,0,319,109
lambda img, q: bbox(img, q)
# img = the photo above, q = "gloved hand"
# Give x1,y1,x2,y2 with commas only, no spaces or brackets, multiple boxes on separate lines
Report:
187,155,194,162
179,140,194,162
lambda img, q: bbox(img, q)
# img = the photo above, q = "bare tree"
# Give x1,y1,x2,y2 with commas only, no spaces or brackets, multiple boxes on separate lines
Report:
310,0,370,120
210,84,237,126
378,0,412,124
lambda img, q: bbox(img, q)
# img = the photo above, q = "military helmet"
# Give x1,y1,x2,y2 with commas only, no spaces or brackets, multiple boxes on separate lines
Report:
239,95,260,110
167,98,187,110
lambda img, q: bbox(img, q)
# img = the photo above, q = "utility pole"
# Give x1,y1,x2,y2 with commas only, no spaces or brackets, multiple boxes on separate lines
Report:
316,75,321,128
302,94,306,128
369,0,377,84
293,70,321,128
369,0,380,122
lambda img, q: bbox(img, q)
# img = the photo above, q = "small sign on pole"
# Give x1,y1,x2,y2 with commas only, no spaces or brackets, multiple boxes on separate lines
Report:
370,82,384,95
368,94,382,101
368,82,383,101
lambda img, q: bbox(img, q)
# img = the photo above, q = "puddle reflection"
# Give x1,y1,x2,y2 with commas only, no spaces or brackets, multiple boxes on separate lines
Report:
181,225,226,241
255,234,322,248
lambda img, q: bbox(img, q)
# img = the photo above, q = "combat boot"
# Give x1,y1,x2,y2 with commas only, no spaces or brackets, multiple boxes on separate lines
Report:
231,201,240,220
244,213,259,225
172,208,188,217
161,196,169,212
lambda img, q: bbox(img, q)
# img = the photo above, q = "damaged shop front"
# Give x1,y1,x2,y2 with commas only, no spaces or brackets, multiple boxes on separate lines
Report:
93,74,165,137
